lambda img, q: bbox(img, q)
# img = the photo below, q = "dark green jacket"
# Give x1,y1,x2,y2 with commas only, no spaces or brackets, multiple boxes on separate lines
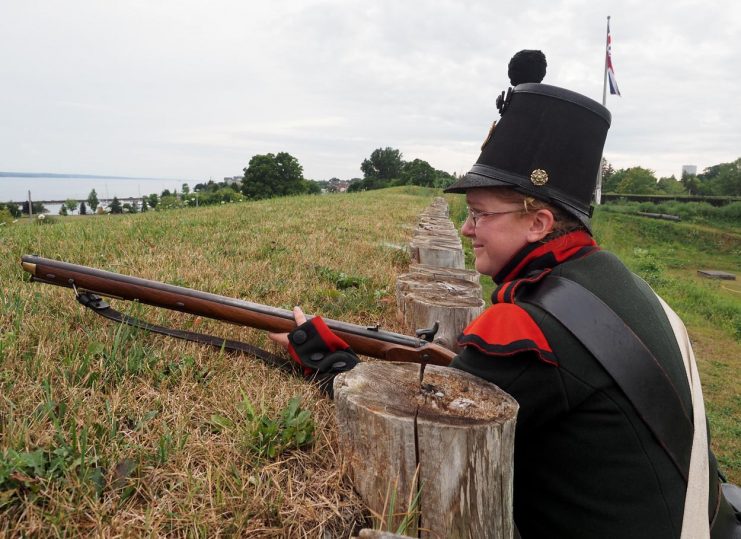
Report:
451,239,720,538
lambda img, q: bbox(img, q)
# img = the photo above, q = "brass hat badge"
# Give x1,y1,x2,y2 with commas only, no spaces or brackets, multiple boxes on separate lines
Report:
530,169,548,186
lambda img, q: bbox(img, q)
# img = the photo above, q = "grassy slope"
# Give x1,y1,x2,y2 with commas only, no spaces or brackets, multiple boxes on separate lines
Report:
0,187,738,536
592,211,740,479
0,187,435,536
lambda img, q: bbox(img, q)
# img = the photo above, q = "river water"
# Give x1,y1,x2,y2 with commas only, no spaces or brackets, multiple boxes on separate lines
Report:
0,174,192,214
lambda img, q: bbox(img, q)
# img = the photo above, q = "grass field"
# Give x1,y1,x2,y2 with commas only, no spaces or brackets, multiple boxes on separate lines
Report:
1,187,739,536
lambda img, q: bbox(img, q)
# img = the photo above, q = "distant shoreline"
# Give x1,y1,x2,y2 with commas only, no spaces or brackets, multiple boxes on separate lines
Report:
0,172,189,181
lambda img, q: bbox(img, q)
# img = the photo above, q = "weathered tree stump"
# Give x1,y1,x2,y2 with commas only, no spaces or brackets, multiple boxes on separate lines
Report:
406,290,484,352
335,362,518,539
407,263,481,284
408,237,465,269
395,274,484,352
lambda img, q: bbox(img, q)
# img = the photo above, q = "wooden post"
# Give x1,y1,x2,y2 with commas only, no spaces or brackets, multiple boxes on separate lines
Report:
406,263,481,284
395,274,484,352
335,363,518,538
409,198,465,269
409,236,465,269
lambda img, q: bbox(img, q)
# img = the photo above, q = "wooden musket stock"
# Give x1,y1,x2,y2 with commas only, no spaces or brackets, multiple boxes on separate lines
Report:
21,255,454,366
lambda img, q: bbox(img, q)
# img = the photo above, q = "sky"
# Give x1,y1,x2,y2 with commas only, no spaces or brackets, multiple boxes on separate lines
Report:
1,0,740,183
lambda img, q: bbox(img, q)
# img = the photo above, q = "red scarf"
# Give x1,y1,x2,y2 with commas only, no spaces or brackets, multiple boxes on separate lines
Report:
493,230,599,286
458,231,599,364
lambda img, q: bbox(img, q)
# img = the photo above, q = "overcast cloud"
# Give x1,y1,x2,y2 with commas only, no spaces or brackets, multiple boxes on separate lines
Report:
1,0,739,183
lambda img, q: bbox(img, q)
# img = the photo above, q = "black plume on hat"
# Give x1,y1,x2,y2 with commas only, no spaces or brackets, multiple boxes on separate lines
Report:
497,50,547,115
445,50,611,231
508,50,547,85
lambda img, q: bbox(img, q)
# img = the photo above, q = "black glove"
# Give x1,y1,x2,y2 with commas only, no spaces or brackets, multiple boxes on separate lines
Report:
287,316,359,397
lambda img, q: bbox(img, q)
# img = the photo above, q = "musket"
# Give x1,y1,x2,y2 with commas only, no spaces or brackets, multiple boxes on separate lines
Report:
20,255,455,367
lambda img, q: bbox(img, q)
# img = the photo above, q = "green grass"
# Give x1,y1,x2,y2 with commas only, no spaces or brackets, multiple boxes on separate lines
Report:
593,211,740,339
0,188,739,536
1,188,434,536
592,210,740,476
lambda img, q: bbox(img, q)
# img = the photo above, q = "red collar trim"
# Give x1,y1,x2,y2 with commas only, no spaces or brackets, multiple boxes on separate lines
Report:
493,231,599,284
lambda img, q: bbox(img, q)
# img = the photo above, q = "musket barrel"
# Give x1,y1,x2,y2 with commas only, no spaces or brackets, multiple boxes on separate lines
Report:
20,255,453,365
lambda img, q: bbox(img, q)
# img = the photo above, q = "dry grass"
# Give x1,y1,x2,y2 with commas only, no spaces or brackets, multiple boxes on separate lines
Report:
0,187,436,537
1,187,738,537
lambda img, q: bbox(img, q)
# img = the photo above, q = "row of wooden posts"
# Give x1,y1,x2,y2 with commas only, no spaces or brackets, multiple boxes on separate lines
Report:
339,198,519,538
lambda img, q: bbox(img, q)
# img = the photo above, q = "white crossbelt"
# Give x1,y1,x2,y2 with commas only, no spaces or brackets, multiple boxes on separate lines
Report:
656,295,710,539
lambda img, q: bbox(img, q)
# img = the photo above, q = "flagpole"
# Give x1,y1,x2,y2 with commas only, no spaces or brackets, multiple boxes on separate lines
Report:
602,16,610,107
595,15,610,206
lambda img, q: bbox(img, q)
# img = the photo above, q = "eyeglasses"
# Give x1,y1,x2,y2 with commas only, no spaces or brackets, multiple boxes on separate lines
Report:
466,206,523,227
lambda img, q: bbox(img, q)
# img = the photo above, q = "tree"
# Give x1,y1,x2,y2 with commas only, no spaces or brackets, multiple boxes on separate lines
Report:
58,206,68,216
615,167,658,194
109,197,123,214
147,194,159,209
600,159,616,191
87,189,99,212
140,198,149,212
601,159,614,179
64,199,79,215
680,171,702,195
360,147,403,180
302,180,322,195
347,176,389,192
656,176,686,195
401,159,437,186
241,152,306,200
21,201,47,215
696,158,741,196
0,207,13,224
161,189,172,198
159,195,183,209
182,183,190,195
433,169,456,188
1,202,21,218
79,201,88,215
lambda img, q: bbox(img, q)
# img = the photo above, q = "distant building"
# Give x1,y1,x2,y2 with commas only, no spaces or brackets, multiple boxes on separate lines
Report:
223,176,242,185
326,178,351,193
682,165,697,177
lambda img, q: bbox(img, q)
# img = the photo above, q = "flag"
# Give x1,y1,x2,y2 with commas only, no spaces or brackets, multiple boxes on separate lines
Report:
606,20,621,96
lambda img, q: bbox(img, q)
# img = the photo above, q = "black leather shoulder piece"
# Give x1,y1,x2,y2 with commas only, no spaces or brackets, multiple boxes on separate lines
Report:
519,276,694,482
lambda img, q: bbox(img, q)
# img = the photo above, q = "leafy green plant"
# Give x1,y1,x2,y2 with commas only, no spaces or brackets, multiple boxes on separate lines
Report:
0,448,62,504
0,440,103,507
225,394,315,459
632,247,668,288
315,266,368,290
33,214,57,225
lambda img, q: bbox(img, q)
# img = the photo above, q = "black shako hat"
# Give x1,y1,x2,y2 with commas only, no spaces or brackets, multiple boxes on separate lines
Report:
445,50,611,230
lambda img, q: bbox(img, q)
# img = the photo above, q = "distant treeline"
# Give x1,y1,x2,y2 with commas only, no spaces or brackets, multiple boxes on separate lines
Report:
602,158,741,197
138,147,458,211
3,153,738,221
